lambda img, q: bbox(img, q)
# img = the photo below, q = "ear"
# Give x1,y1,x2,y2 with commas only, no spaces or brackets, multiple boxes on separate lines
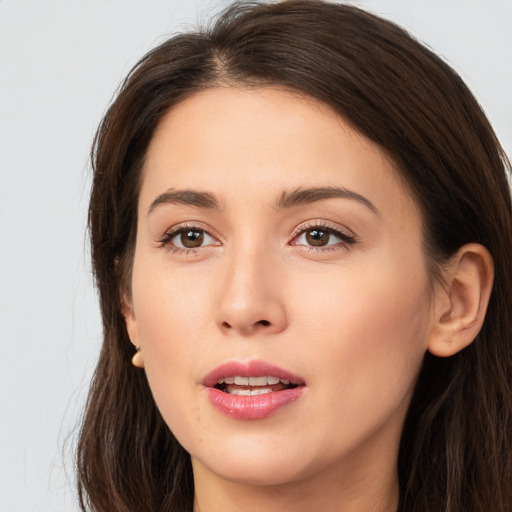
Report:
428,243,494,357
121,294,145,368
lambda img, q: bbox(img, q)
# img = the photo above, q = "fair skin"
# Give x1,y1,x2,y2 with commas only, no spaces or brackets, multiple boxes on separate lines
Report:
124,87,493,512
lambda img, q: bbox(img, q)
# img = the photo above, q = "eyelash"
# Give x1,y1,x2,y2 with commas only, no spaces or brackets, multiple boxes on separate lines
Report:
290,221,357,252
157,221,357,254
157,223,220,255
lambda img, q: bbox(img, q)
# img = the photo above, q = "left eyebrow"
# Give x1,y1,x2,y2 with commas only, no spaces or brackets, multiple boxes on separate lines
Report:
147,189,220,216
275,186,379,214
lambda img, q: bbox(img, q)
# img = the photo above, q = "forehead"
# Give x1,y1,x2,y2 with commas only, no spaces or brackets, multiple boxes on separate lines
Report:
141,86,418,222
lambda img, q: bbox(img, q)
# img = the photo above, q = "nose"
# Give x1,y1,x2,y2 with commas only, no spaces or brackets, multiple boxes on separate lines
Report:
215,245,288,337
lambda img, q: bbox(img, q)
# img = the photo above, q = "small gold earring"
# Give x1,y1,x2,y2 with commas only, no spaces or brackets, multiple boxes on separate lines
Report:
131,346,144,368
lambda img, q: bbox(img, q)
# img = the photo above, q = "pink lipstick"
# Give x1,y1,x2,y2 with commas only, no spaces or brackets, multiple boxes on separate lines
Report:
203,360,305,420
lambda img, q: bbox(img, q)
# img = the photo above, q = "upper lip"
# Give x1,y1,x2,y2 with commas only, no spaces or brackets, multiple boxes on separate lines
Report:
202,359,305,388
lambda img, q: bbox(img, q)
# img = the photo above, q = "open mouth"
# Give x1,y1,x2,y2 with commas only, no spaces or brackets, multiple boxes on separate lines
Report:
214,376,299,396
204,361,306,419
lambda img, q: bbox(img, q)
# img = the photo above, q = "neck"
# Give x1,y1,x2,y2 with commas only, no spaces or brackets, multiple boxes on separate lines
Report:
192,453,399,512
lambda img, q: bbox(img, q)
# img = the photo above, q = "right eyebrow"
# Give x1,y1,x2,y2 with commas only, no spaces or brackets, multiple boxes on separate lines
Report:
147,189,220,216
275,186,379,215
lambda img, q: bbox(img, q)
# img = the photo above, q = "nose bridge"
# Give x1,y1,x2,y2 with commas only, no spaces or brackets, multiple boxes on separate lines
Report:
215,235,287,336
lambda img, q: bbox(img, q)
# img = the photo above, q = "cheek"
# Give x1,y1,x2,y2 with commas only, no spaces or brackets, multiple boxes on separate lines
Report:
129,265,212,416
131,259,212,345
292,255,431,349
290,257,431,426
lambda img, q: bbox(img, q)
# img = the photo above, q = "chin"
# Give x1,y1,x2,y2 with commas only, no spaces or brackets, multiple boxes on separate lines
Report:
187,428,325,489
194,454,310,487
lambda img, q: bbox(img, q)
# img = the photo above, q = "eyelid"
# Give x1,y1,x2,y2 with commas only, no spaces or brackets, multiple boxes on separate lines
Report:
157,221,221,249
290,219,356,242
156,219,356,253
289,220,358,253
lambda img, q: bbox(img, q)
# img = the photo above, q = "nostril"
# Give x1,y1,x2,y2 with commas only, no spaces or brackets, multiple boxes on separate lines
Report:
219,318,276,334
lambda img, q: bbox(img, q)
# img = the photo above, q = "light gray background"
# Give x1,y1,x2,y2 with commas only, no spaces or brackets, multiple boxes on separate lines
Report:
1,1,511,511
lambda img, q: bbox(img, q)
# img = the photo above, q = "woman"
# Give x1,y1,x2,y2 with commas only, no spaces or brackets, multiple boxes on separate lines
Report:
77,1,512,511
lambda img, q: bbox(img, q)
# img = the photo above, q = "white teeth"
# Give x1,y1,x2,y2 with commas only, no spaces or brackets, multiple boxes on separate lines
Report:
248,376,267,386
228,387,273,396
231,388,251,396
217,376,291,386
249,388,273,395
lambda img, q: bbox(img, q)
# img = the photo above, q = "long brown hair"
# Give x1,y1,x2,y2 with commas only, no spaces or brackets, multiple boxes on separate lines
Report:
78,1,512,510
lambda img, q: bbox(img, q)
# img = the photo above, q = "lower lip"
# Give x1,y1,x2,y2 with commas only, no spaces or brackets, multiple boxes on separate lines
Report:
204,386,305,420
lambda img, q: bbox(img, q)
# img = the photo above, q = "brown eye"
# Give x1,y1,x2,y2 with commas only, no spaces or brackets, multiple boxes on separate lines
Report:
180,230,204,248
305,229,330,246
292,225,356,250
163,227,220,251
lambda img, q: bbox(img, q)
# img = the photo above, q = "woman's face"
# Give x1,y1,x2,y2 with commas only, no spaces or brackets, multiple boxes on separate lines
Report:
125,87,435,488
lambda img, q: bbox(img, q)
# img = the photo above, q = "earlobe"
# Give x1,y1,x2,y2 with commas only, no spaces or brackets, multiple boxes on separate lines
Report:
121,296,145,368
131,346,144,368
427,243,494,358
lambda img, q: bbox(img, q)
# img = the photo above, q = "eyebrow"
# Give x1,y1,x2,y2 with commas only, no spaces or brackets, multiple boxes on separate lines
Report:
148,189,220,216
276,187,378,214
148,185,378,216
